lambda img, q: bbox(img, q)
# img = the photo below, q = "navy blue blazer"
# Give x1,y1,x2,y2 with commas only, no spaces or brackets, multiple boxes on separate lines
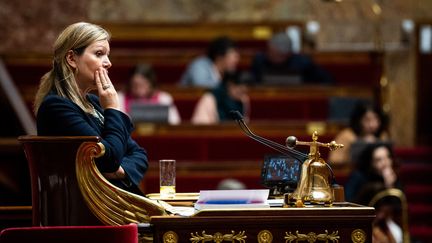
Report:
37,93,148,194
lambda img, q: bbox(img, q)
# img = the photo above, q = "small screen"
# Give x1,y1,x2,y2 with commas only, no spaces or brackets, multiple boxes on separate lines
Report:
261,155,301,188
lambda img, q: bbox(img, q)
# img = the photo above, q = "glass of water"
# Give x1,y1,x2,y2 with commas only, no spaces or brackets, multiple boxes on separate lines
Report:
159,159,176,199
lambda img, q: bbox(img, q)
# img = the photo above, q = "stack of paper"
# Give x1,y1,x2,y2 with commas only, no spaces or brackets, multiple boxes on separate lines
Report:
194,189,270,210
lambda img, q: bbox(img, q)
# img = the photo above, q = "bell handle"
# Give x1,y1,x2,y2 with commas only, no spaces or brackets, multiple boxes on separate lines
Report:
286,136,344,151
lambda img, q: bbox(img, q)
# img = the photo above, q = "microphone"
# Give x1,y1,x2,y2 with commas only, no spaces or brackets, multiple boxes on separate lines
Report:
229,110,308,161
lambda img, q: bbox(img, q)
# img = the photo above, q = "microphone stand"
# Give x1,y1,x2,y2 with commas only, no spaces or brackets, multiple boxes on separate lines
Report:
230,110,340,198
230,111,308,162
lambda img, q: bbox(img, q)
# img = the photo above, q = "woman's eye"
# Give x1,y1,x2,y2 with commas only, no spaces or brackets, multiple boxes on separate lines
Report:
96,51,103,57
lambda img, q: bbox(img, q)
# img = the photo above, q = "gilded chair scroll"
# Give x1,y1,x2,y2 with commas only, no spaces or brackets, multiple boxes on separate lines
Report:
368,188,410,243
75,140,167,226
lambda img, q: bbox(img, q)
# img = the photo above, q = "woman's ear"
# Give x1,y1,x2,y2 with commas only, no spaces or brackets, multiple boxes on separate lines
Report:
66,50,77,68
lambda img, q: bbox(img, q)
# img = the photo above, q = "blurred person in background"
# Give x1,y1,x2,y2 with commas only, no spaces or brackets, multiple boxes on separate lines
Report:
345,142,403,243
345,142,402,202
191,71,250,125
250,32,334,85
118,63,181,125
180,36,240,88
328,101,389,166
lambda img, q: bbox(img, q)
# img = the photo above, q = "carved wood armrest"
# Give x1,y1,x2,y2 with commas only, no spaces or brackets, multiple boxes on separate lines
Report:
75,140,168,225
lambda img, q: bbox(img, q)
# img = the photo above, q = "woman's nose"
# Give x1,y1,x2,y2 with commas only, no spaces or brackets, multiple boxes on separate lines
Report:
103,57,112,69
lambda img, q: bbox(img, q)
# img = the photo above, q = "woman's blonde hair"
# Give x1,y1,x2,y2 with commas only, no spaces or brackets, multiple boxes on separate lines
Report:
34,22,110,114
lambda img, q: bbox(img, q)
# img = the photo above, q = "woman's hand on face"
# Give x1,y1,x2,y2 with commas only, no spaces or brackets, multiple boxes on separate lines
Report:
362,134,377,142
95,67,119,110
382,166,397,188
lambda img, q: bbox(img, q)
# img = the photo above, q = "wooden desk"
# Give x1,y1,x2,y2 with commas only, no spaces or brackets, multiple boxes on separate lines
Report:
150,203,375,243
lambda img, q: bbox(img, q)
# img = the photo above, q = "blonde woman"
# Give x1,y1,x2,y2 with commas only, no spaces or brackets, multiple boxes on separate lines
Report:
34,22,147,195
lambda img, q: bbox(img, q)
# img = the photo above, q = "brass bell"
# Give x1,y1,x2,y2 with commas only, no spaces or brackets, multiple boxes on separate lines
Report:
285,131,343,207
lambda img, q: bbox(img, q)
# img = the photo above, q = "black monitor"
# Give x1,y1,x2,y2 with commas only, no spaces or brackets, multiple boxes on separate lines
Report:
262,73,302,86
129,103,169,124
261,154,301,196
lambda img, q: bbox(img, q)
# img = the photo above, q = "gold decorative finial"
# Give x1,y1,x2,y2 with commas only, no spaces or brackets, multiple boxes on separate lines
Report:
312,131,318,141
286,131,344,159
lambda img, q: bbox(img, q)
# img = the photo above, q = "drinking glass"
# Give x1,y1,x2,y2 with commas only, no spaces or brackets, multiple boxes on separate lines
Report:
159,160,176,198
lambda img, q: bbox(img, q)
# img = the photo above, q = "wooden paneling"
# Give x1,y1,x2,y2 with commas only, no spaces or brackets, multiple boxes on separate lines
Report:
100,22,303,41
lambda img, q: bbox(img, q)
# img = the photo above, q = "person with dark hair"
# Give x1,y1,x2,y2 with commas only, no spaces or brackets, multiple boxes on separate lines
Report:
250,32,334,85
328,101,389,166
179,36,240,88
344,142,403,243
345,142,401,202
118,63,181,125
191,71,250,124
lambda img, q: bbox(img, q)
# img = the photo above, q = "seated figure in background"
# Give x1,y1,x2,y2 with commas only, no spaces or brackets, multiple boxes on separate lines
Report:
118,63,181,125
345,142,403,243
179,36,240,88
328,101,389,166
250,32,334,85
191,71,250,125
345,142,402,202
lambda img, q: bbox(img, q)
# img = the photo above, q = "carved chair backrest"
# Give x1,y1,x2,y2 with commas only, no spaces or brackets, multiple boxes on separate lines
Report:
18,136,102,226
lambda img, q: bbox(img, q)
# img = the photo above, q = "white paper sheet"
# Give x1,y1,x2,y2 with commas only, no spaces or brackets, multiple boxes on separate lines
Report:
194,189,270,210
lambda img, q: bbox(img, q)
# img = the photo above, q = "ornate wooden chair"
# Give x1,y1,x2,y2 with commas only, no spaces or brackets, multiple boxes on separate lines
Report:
368,188,410,243
18,136,167,227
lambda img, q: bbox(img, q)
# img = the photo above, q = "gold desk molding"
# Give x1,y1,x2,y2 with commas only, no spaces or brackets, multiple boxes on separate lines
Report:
163,231,179,243
284,230,340,242
351,229,367,243
189,230,247,243
258,230,273,243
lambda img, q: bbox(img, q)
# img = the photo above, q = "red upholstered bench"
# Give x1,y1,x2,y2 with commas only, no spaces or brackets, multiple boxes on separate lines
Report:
250,97,328,120
0,224,138,243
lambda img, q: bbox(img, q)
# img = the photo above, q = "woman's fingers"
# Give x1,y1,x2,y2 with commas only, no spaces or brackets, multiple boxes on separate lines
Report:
95,68,119,110
99,68,111,90
95,68,112,91
102,68,111,84
95,70,103,92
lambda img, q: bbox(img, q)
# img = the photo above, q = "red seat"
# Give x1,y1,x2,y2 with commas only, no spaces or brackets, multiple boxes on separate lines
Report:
0,224,138,243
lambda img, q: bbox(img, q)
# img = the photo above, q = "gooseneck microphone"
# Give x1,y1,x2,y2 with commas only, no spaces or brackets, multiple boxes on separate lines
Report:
230,110,308,162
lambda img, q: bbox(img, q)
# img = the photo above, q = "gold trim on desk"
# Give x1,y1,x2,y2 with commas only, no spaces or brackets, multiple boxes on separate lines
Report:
190,230,247,243
284,230,340,243
351,229,366,243
163,231,179,243
258,230,273,243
